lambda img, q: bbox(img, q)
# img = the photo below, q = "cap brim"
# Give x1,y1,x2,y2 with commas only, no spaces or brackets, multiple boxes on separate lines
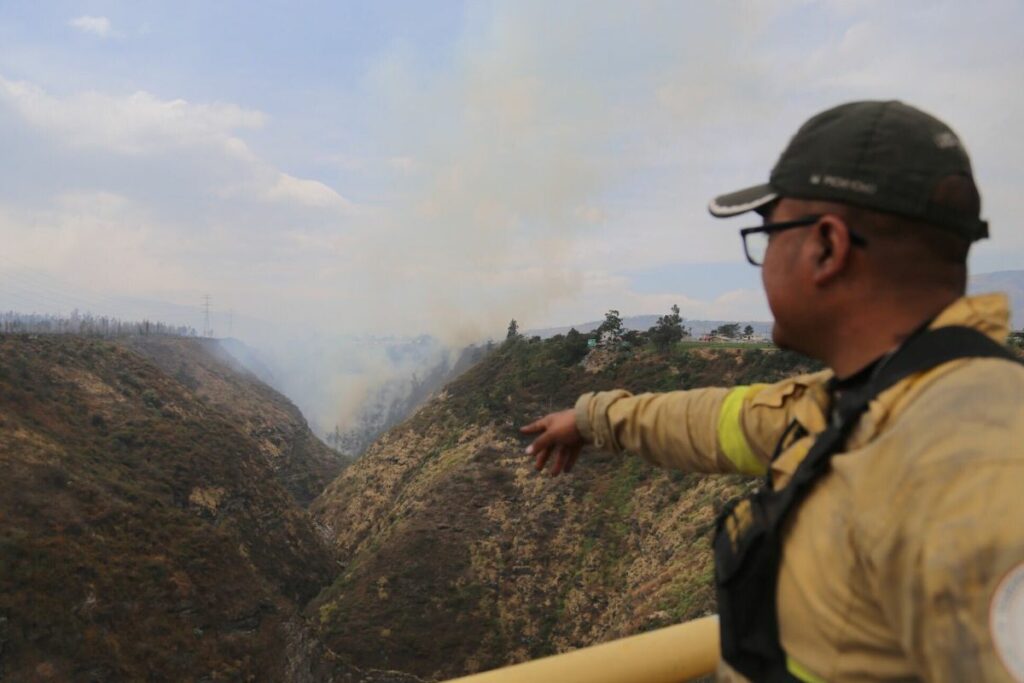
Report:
708,184,778,218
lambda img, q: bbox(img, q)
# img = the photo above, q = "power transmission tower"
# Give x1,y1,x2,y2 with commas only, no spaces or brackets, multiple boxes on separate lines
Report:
228,309,233,337
203,295,212,338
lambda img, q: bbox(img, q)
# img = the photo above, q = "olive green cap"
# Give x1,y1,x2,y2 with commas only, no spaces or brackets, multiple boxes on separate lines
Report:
709,100,988,241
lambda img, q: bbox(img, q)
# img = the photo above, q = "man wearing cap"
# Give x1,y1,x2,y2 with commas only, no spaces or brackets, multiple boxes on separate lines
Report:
521,101,1024,682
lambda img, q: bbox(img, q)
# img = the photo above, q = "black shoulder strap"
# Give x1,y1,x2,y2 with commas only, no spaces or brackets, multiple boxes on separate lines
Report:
864,325,1020,403
790,325,1019,496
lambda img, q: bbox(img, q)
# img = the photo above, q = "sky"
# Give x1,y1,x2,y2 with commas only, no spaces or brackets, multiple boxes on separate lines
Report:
2,1,1023,428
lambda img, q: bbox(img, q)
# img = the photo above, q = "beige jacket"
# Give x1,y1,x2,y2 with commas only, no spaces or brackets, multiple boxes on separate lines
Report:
575,294,1024,682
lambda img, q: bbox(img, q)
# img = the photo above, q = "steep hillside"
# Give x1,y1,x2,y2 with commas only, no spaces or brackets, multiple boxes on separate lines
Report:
0,335,342,681
310,338,821,679
122,336,348,506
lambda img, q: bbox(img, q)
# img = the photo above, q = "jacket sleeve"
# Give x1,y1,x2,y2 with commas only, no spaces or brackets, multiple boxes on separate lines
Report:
574,375,820,475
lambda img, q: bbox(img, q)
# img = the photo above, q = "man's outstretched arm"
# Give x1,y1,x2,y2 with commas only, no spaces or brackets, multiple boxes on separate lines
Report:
523,377,821,476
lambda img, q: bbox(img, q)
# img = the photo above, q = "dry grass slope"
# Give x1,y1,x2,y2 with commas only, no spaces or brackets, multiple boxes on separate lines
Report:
311,338,821,680
0,335,337,681
122,336,349,506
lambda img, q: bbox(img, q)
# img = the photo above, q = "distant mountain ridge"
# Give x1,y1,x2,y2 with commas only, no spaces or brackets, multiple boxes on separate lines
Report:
969,269,1024,328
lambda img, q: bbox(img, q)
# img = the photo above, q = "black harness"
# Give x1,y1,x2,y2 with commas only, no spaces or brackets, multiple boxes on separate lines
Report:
712,326,1022,682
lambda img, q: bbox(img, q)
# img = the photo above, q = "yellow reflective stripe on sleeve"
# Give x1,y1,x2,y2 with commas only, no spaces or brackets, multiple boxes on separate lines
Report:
786,655,828,683
716,386,766,475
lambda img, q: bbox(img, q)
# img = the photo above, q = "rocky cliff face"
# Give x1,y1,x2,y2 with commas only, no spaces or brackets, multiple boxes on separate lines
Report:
310,339,821,680
0,335,339,681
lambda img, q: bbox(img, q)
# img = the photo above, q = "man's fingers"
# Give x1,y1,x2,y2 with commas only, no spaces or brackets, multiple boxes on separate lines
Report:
549,445,566,476
529,429,559,456
520,418,546,434
529,438,581,476
534,447,550,472
523,412,581,476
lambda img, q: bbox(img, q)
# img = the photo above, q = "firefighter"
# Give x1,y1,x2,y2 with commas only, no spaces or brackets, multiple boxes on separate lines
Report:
522,101,1024,682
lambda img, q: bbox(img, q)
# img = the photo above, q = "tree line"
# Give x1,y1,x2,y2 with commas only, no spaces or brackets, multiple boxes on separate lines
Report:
507,305,767,352
0,310,197,338
508,306,751,355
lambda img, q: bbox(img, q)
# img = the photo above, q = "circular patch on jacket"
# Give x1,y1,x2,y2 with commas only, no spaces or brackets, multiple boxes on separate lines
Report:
992,562,1024,682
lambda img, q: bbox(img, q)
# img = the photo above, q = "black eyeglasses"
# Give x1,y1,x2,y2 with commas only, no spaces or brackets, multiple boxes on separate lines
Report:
740,214,868,266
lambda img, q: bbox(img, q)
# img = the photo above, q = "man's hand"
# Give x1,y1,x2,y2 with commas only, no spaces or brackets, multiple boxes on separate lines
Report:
520,409,584,476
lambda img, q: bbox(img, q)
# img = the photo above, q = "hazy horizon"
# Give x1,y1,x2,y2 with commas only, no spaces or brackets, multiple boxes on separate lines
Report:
3,1,1023,430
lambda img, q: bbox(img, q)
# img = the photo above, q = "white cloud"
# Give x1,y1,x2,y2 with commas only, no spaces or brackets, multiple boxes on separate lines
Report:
0,76,265,155
266,173,353,210
573,205,606,225
387,156,416,172
0,74,355,214
0,192,190,296
69,16,115,38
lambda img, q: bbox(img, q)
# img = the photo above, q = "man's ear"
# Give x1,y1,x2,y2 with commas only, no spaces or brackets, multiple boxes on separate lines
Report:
810,215,854,285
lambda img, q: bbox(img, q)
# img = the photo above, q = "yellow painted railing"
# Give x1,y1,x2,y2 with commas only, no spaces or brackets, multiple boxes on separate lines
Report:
445,615,719,683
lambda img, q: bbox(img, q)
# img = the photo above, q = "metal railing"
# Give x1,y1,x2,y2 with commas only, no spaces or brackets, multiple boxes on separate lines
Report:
446,615,719,683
